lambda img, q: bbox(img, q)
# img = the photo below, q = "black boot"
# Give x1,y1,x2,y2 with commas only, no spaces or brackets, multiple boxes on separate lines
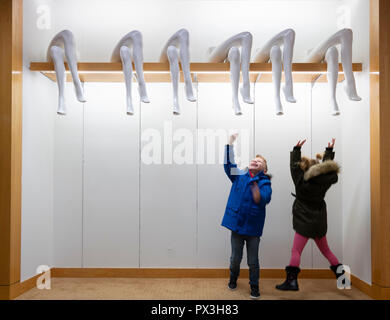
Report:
330,264,345,285
275,266,300,291
228,276,237,290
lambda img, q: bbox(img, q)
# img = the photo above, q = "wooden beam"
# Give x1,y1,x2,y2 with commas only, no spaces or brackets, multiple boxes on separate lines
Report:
0,0,23,299
370,0,390,292
29,62,362,83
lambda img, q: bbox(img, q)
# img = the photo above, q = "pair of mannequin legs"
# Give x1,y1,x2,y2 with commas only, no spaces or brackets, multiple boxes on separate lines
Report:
47,30,86,115
306,28,361,115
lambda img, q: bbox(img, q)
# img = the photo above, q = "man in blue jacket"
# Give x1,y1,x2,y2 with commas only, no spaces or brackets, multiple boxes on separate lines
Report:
222,133,272,299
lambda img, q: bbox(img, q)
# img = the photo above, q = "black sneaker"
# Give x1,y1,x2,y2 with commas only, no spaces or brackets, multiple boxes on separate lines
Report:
250,285,260,299
228,278,237,290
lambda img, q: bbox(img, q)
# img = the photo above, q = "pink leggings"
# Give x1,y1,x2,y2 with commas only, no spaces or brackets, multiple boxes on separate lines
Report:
289,232,339,267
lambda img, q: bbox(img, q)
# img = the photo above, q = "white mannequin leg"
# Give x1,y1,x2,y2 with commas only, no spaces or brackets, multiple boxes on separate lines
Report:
120,46,134,115
270,46,283,115
60,30,86,103
167,45,180,115
281,29,296,103
176,29,196,102
131,35,150,104
339,29,361,101
325,47,340,116
228,47,242,115
239,32,254,104
50,46,66,115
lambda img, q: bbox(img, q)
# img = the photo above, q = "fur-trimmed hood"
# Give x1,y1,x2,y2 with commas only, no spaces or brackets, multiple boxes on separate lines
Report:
303,160,340,181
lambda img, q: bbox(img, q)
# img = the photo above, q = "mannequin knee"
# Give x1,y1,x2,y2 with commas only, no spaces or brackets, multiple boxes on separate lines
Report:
325,46,338,62
120,46,132,60
340,28,353,37
129,30,142,41
177,28,189,41
284,28,295,42
228,47,240,64
241,31,253,43
270,45,282,63
60,29,74,42
50,45,63,59
167,45,179,62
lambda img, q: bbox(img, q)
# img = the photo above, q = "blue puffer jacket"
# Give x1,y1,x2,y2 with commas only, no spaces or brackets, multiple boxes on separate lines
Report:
221,145,272,237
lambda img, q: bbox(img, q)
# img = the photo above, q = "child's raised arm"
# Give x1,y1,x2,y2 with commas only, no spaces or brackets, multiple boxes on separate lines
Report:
290,140,306,185
323,138,336,161
224,134,239,182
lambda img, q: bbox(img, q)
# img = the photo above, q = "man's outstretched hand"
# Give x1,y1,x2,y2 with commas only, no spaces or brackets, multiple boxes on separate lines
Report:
229,133,239,145
295,139,306,148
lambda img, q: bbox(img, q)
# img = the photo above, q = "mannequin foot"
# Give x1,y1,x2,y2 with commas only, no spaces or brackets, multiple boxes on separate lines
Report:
274,97,284,115
331,99,340,116
185,82,196,102
233,100,242,115
138,85,150,103
344,83,362,101
75,86,87,103
240,86,254,104
173,99,180,115
57,97,66,115
283,85,296,103
126,100,134,115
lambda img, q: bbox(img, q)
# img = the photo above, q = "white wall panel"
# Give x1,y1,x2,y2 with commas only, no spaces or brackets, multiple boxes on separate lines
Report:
255,83,313,269
197,83,254,268
21,70,56,281
83,83,140,267
140,83,197,267
53,83,84,267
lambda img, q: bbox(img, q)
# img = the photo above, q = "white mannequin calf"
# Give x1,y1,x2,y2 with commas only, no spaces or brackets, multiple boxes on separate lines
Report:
160,29,196,115
207,32,253,115
47,30,86,115
305,28,361,115
112,30,150,115
253,29,296,115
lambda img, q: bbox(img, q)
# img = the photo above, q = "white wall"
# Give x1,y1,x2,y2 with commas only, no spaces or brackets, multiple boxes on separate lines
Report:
21,0,371,283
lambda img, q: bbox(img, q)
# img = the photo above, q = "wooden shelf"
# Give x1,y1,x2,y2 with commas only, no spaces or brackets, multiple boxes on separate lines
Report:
30,62,363,83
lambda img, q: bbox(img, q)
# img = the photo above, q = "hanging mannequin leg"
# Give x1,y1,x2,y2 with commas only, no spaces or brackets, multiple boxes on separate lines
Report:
177,29,196,102
270,45,283,115
61,30,86,103
120,46,135,115
50,46,67,115
167,45,180,115
325,46,340,116
282,29,297,103
339,28,361,101
239,32,254,104
228,47,242,115
132,32,150,104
